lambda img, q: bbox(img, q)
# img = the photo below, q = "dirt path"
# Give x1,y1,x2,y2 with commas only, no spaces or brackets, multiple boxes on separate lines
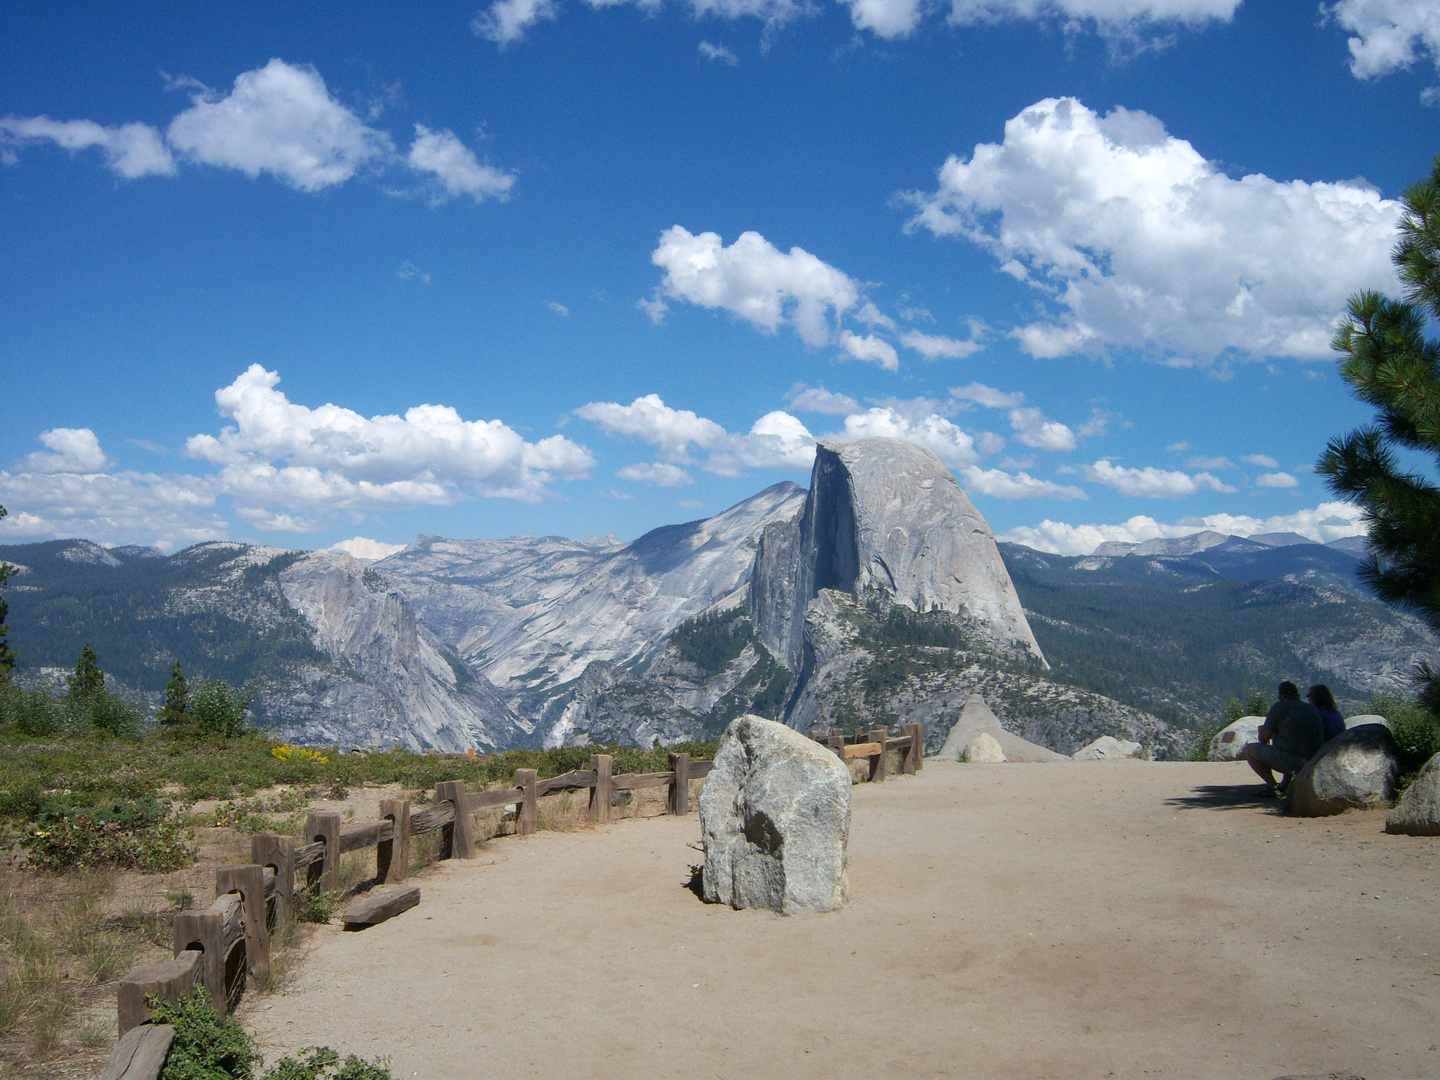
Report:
242,761,1440,1080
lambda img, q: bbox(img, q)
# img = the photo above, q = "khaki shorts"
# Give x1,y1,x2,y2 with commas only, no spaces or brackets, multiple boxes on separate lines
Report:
1243,742,1307,776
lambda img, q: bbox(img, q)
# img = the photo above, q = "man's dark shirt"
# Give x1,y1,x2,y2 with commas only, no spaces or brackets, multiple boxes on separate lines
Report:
1263,699,1325,760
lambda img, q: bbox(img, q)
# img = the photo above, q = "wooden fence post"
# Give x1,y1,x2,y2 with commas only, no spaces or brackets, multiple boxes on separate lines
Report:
827,733,845,758
515,769,538,836
667,752,690,816
588,754,612,824
250,834,295,932
377,798,412,883
214,865,269,981
435,781,475,860
117,952,200,1035
305,811,342,895
903,723,923,774
172,909,225,1016
869,727,889,782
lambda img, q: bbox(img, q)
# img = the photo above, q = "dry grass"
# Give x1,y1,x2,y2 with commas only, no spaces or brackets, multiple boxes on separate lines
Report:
0,871,162,1075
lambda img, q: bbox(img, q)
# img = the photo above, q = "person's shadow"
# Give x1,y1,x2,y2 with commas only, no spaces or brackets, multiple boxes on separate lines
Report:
1165,784,1288,812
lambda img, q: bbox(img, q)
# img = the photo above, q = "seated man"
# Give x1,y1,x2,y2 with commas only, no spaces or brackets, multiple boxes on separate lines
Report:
1241,681,1325,795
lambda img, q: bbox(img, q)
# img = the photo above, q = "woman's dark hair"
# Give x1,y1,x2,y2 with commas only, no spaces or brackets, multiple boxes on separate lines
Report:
1307,684,1338,712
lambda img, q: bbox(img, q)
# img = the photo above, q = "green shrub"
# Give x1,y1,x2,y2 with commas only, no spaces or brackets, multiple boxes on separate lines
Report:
153,989,261,1080
1,686,63,737
21,798,194,872
1368,691,1440,761
262,1047,394,1080
153,989,394,1080
188,679,253,739
295,886,339,925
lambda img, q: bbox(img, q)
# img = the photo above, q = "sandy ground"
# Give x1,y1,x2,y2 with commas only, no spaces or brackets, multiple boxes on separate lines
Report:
243,761,1440,1080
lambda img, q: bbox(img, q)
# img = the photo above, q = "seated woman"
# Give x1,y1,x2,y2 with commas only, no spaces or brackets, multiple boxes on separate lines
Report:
1308,684,1346,743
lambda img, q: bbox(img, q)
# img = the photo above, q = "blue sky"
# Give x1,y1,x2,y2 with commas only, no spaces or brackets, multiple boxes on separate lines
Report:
2,0,1437,557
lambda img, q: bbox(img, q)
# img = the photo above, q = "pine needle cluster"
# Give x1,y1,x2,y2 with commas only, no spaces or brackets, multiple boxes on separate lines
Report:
1318,154,1440,709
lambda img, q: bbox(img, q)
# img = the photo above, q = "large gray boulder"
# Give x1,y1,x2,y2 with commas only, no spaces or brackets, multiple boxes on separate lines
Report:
700,715,852,915
1386,752,1440,836
1208,716,1264,762
1290,724,1400,817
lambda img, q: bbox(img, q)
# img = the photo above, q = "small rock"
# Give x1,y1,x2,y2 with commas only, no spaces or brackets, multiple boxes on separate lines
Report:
699,714,852,915
963,733,1007,763
1344,713,1389,730
1072,735,1143,761
1207,716,1264,762
1385,751,1440,836
1290,724,1400,817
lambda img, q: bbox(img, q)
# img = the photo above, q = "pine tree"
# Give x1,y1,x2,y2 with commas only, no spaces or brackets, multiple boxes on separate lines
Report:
1318,153,1440,708
0,504,14,681
158,661,189,726
68,643,104,698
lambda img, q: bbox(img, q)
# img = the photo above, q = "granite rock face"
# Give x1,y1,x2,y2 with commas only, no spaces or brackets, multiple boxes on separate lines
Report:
1208,717,1264,762
700,715,852,915
1072,735,1143,760
1290,724,1400,817
750,439,1044,673
380,483,806,743
1385,752,1440,835
274,551,525,751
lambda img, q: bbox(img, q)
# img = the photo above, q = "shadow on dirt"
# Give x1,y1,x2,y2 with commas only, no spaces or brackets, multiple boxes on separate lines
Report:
1165,784,1287,813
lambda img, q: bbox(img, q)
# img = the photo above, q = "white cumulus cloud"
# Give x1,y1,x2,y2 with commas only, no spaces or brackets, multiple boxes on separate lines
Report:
950,383,1076,450
899,329,984,359
1001,500,1368,555
698,41,740,63
1328,0,1440,79
1243,453,1279,468
332,537,407,561
0,116,175,178
956,464,1086,501
407,125,515,203
1256,471,1299,488
473,0,559,45
1083,458,1235,497
831,407,980,468
25,428,112,474
905,97,1403,364
573,394,729,461
187,365,593,507
838,330,900,371
647,226,860,348
786,385,862,415
167,59,392,192
617,462,695,486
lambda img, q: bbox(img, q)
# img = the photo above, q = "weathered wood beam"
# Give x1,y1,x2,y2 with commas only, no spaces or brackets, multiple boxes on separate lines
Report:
342,886,421,929
102,1022,175,1080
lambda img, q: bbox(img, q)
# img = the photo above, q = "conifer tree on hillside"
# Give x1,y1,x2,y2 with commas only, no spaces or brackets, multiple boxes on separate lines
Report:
1318,153,1440,709
159,661,189,726
69,643,104,698
0,504,13,680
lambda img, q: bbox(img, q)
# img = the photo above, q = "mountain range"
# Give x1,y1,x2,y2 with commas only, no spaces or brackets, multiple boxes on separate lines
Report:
2,438,1430,758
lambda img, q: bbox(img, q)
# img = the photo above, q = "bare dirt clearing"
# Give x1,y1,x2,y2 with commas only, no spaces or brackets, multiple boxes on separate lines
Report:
243,761,1440,1080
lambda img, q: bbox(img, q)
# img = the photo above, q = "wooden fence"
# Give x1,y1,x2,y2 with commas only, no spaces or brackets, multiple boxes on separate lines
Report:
811,722,925,781
103,728,923,1078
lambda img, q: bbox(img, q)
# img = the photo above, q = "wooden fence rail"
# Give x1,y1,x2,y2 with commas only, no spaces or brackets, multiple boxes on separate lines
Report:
810,722,925,781
108,750,710,1065
103,730,919,1079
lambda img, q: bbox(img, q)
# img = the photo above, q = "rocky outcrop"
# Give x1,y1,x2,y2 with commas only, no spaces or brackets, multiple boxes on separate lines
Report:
963,732,1006,763
938,695,1071,763
380,483,806,741
1208,717,1264,762
750,439,1043,673
274,551,525,752
1385,752,1440,835
700,715,851,915
1073,735,1143,760
1290,724,1401,817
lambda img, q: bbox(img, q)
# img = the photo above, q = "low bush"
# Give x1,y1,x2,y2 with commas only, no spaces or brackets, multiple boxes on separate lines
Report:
153,989,394,1080
1369,691,1440,763
21,797,194,873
